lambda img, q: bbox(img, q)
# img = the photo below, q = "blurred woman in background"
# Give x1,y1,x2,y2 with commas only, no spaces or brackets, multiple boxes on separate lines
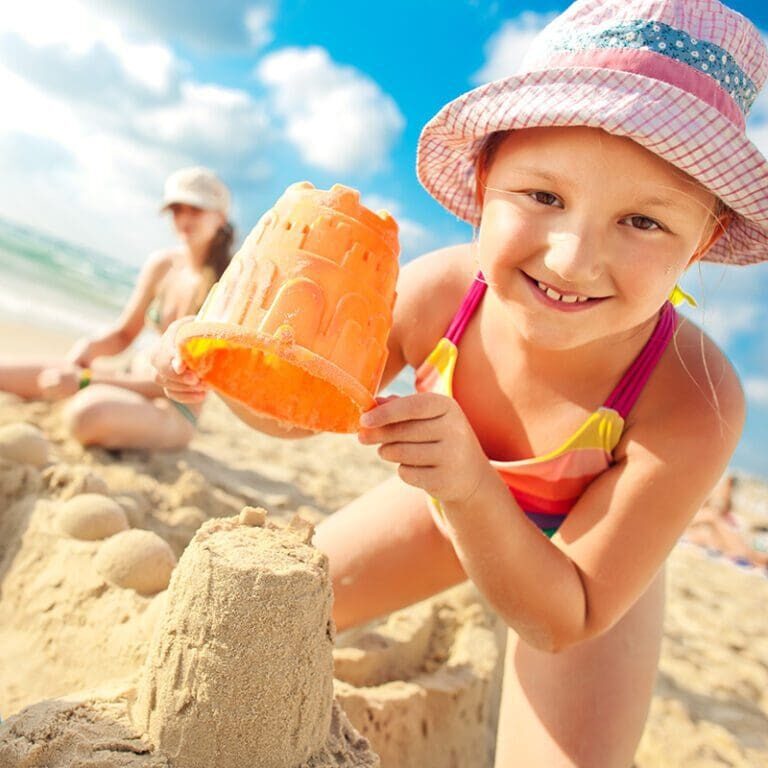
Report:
0,166,233,451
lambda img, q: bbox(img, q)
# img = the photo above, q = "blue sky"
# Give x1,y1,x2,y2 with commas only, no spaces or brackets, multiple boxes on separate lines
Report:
1,0,767,474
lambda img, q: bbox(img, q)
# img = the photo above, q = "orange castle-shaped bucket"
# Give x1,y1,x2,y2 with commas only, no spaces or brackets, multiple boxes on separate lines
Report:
177,182,399,433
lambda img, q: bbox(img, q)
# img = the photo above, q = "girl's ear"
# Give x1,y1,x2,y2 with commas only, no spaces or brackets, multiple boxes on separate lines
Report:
689,210,734,265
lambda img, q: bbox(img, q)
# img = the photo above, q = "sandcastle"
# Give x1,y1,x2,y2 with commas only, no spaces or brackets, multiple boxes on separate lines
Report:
133,510,378,767
0,421,507,767
333,584,506,767
178,182,400,433
0,507,380,767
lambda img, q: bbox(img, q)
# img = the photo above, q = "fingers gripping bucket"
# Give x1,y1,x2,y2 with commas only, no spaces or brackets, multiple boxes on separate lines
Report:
177,183,400,433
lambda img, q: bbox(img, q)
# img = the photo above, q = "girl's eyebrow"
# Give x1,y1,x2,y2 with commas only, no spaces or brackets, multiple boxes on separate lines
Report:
502,166,562,184
634,194,690,212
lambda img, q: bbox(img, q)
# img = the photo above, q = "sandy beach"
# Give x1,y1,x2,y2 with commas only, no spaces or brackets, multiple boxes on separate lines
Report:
0,320,767,767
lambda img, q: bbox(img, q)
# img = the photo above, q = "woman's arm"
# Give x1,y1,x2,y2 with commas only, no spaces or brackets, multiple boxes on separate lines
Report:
67,251,174,366
87,370,166,400
36,365,166,401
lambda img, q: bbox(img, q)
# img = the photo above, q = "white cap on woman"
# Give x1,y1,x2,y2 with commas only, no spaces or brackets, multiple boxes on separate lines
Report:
161,166,231,216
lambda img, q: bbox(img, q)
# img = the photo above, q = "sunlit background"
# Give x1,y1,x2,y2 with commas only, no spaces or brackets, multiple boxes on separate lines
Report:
1,0,766,474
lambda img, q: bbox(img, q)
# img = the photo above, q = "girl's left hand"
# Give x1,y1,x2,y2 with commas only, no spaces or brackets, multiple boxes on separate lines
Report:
358,393,489,504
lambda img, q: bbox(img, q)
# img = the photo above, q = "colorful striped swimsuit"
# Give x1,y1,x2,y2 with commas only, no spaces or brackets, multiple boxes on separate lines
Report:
415,275,677,538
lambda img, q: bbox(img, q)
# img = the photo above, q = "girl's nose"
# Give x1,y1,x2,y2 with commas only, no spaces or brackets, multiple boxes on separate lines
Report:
542,231,602,285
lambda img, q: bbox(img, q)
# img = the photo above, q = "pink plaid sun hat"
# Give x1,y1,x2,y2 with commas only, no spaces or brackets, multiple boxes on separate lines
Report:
417,0,768,265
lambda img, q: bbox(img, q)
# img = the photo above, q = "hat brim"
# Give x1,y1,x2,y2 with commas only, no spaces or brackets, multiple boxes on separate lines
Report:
417,67,768,265
160,193,227,215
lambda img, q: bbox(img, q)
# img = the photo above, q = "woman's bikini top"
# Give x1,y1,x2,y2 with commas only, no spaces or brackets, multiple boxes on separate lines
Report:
145,294,164,331
145,265,216,333
415,274,678,538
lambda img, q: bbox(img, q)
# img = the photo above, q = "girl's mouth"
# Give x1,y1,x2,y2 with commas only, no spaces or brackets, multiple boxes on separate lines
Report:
521,272,607,311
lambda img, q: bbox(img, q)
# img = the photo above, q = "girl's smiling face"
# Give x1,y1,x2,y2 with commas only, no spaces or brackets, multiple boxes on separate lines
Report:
477,126,722,350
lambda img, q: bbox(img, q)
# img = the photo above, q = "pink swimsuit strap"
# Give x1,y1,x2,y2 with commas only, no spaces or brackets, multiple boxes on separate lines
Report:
444,272,678,421
444,273,488,343
603,300,678,419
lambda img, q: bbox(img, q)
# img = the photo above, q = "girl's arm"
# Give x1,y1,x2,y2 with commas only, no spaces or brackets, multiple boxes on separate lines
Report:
451,375,744,651
67,251,173,366
361,345,746,653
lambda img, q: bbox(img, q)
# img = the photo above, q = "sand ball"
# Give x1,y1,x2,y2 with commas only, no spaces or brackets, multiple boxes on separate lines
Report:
0,423,50,467
114,494,148,528
95,529,176,595
58,494,129,541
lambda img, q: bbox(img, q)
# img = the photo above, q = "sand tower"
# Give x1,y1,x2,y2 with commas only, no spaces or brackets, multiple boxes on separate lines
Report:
133,510,378,768
178,182,399,433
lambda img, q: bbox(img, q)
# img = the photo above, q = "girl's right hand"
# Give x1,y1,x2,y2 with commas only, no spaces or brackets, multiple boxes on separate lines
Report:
151,317,208,404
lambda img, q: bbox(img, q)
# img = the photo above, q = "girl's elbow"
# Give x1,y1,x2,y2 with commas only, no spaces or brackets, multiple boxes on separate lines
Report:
505,600,598,654
501,614,588,654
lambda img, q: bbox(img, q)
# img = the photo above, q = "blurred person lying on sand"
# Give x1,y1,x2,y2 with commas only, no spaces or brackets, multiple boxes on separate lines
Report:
686,474,768,569
0,167,233,451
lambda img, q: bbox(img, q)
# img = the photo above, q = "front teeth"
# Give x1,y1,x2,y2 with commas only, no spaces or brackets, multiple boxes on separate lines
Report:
537,281,588,304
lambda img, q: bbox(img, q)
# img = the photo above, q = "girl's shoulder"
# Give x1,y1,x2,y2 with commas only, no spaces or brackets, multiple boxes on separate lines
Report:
619,314,746,468
392,243,476,368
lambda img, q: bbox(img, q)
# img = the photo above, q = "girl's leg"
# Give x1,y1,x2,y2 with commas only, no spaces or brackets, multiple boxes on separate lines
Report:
494,569,666,768
314,475,467,632
0,360,54,399
65,384,195,451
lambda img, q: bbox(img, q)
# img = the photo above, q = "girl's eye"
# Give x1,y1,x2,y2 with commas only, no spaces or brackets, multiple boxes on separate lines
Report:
530,191,562,207
624,215,663,231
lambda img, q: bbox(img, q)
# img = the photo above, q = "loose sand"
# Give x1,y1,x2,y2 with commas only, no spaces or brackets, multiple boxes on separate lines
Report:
0,323,766,766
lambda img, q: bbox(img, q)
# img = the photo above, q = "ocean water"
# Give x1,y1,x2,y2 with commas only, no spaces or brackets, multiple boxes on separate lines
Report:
0,216,136,338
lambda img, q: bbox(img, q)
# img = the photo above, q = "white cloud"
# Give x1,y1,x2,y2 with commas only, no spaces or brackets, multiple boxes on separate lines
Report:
135,82,269,156
687,302,761,347
80,0,274,51
0,2,278,264
473,11,555,84
0,1,177,95
680,260,765,347
744,378,768,406
245,5,275,50
0,64,81,144
256,47,405,174
0,60,183,261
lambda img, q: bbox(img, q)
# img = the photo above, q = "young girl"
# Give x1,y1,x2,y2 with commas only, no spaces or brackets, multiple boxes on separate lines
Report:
0,166,234,451
153,0,767,764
